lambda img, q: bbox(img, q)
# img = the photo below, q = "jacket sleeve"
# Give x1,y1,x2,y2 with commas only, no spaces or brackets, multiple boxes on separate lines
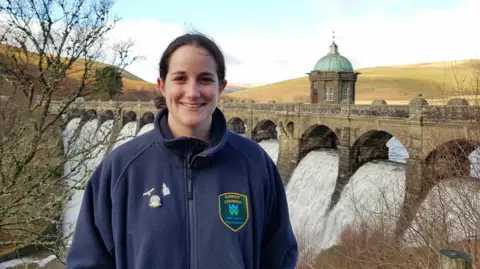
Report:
260,157,298,269
65,161,116,269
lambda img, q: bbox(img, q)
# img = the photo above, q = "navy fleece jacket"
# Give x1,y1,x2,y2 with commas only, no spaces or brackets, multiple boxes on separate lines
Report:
66,107,298,269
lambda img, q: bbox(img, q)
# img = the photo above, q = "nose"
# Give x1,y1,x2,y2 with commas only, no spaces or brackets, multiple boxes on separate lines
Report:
184,80,201,99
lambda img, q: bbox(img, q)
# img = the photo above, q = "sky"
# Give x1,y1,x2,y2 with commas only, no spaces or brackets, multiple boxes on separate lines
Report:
106,0,480,84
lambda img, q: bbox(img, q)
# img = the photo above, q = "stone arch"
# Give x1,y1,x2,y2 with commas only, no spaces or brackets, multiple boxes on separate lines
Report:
425,139,480,181
139,112,155,130
122,110,137,127
100,110,115,123
66,108,82,125
252,119,277,142
278,121,294,139
80,109,97,124
227,117,246,134
299,124,339,161
351,130,400,169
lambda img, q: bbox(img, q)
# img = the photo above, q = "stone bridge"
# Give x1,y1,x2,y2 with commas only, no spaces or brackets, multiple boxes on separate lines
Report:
54,98,480,237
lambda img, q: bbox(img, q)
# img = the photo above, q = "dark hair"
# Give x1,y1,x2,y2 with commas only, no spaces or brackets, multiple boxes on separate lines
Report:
158,33,226,83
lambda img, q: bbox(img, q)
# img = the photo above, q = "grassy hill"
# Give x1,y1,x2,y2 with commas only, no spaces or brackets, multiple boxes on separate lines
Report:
0,44,160,101
229,60,480,103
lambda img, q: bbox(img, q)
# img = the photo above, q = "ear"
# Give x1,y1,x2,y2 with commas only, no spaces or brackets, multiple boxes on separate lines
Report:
218,79,227,95
157,77,166,97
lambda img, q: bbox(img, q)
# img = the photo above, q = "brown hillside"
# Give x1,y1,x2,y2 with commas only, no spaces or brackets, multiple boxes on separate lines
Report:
0,44,160,102
229,60,480,103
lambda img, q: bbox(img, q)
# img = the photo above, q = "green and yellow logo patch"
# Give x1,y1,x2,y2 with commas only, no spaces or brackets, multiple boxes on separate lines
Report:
218,192,249,232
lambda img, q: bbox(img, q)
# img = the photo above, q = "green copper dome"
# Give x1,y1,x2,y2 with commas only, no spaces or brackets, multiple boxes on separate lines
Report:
313,42,354,72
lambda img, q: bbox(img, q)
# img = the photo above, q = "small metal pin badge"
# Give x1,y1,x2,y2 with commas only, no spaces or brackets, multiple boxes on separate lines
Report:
149,195,162,208
143,188,155,196
162,183,170,196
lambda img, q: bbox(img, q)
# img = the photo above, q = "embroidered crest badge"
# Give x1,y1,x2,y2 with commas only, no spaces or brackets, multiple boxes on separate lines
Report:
218,192,249,232
149,195,162,208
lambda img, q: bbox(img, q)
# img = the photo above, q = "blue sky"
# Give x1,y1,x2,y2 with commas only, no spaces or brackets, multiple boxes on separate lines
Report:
112,0,458,33
107,0,480,84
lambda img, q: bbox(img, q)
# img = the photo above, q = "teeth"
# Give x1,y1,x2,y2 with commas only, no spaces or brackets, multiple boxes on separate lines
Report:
182,103,202,108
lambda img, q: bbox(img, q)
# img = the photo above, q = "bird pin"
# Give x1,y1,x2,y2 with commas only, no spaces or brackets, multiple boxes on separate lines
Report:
143,188,155,196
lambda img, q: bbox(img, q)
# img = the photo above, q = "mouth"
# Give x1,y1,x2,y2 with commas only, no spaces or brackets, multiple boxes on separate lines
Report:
180,102,205,108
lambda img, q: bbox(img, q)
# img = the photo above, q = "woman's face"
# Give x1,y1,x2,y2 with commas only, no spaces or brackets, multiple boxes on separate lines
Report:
158,45,226,131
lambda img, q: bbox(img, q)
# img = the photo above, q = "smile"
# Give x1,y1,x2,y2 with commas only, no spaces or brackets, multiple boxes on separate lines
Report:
181,103,205,108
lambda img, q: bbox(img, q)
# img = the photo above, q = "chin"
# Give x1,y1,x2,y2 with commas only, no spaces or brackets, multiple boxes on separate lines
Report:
181,117,207,128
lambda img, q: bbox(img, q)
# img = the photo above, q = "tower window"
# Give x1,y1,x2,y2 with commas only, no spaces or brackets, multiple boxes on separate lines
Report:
324,87,334,101
341,84,348,101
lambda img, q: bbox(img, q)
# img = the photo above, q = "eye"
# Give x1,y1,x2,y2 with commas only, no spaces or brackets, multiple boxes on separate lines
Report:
199,77,214,84
173,76,186,82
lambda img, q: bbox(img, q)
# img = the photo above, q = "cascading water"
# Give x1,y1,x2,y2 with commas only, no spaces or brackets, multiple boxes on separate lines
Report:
261,136,480,254
404,179,480,247
89,120,114,167
285,150,339,249
137,123,154,136
258,139,279,164
62,118,81,154
62,119,100,243
262,137,407,254
469,149,480,178
113,122,138,149
319,161,405,251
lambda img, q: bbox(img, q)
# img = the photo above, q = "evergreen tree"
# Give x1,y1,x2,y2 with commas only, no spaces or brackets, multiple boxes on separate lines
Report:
93,66,124,100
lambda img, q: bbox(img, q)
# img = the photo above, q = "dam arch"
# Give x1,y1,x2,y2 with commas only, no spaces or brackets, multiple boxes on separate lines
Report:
299,124,339,162
227,117,246,135
122,111,137,127
252,119,277,143
425,139,480,181
139,112,155,130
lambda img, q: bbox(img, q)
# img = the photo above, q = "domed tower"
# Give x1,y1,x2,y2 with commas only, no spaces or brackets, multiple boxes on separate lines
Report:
309,36,359,104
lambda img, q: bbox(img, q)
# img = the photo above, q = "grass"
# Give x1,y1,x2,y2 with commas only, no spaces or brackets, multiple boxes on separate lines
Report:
229,60,480,103
0,44,156,95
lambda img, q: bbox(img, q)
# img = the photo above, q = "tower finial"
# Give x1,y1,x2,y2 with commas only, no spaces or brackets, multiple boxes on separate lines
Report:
329,31,338,54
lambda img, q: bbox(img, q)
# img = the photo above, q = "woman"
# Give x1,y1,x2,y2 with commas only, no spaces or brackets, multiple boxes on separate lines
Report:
66,33,298,269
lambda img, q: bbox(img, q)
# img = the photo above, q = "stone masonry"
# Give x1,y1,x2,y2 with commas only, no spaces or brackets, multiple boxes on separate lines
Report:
54,98,480,238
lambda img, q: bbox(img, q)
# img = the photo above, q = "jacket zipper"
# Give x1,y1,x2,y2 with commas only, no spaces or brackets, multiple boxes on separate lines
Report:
186,140,196,269
187,164,195,269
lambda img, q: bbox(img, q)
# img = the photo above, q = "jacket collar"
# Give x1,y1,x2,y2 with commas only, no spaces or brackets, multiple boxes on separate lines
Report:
153,107,228,162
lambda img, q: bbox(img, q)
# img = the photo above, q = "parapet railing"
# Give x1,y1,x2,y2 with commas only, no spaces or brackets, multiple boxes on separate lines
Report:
54,99,480,122
422,105,480,121
347,105,410,118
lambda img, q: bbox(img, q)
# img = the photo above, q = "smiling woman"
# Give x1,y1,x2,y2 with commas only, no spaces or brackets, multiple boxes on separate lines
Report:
65,32,298,269
157,39,227,142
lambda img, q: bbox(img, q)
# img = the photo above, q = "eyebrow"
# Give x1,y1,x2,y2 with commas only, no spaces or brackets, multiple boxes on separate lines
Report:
170,71,215,76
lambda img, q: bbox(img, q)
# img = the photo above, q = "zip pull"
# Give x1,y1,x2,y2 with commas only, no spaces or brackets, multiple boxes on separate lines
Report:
187,166,193,200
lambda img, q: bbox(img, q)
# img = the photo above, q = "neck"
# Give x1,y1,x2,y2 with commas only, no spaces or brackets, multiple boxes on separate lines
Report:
167,114,212,143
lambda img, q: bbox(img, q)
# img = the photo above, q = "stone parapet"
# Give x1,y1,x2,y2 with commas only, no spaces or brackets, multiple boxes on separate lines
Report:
422,105,480,121
299,104,342,115
348,105,410,118
57,100,480,123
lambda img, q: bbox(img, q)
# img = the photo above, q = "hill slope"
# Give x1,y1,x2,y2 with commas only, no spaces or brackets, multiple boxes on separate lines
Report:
0,44,160,101
229,60,480,103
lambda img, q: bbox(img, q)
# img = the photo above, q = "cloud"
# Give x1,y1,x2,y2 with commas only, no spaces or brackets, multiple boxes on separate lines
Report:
220,0,479,83
107,18,184,82
111,0,480,84
313,0,480,69
225,54,243,65
275,60,290,66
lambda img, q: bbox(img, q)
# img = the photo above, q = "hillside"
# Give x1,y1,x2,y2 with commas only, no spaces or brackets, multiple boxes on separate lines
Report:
0,44,160,101
229,60,480,103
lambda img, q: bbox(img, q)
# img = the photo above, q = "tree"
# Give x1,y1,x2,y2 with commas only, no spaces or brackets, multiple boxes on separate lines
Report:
0,0,139,264
93,65,123,100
